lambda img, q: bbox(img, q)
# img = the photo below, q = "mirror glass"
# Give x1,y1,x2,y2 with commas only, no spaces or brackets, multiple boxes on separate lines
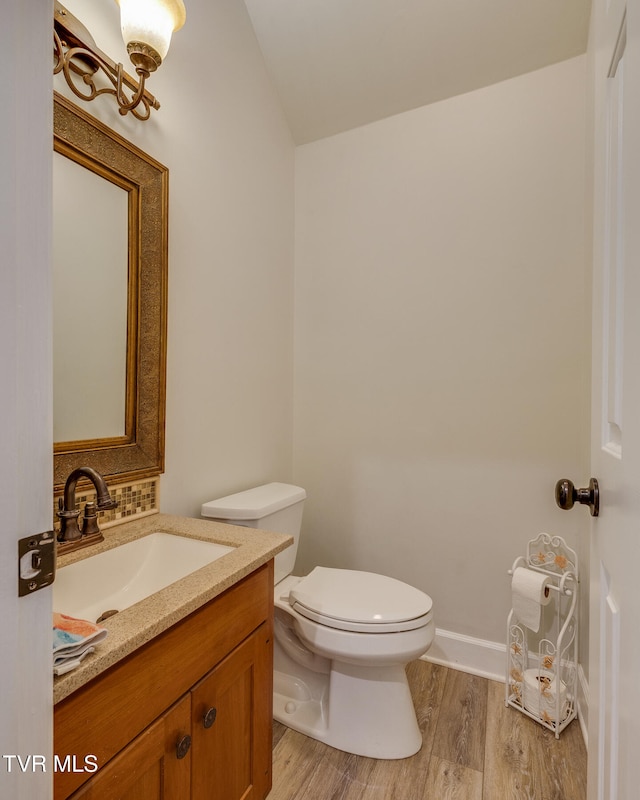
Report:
53,92,168,491
53,151,128,442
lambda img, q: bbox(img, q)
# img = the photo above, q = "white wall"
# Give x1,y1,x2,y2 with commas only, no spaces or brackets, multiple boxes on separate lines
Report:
293,57,591,651
56,0,296,516
1,1,53,796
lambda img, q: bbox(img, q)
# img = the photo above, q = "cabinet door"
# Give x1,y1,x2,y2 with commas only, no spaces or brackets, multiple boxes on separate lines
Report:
191,623,273,800
69,694,191,800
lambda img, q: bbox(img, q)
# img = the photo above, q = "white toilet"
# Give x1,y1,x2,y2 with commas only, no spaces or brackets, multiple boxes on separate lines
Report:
201,482,434,759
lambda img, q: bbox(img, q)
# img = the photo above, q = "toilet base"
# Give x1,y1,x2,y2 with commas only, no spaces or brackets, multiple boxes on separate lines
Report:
273,647,422,759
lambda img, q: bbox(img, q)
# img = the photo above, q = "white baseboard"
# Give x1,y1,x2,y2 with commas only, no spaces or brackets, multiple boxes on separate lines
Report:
421,627,506,682
422,627,589,747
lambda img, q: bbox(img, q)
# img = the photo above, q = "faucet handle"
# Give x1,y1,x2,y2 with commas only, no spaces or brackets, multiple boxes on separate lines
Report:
82,502,100,536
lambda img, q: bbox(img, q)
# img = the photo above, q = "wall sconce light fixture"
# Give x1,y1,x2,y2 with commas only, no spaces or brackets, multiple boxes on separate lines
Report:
54,0,186,121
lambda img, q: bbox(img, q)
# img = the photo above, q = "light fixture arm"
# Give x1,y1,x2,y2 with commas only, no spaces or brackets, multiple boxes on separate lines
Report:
115,62,152,115
53,2,160,121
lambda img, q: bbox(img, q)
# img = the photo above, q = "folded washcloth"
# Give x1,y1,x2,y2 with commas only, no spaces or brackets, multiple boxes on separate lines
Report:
53,612,108,676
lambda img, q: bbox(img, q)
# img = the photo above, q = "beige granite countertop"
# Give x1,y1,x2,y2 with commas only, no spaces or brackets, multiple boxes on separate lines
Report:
53,512,292,704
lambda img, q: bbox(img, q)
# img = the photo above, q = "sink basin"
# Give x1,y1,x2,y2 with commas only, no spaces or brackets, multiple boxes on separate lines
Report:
54,533,235,623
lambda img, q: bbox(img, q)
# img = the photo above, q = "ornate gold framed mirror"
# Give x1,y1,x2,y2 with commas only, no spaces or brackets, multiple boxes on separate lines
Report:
53,92,168,490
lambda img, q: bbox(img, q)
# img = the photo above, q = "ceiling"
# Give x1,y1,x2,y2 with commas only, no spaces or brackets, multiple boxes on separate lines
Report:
243,0,592,144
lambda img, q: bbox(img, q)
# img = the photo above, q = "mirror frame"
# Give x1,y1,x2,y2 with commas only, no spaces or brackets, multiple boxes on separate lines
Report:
53,92,168,490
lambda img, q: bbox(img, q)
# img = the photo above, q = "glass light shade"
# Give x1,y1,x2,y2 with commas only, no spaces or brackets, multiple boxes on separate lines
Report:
116,0,186,61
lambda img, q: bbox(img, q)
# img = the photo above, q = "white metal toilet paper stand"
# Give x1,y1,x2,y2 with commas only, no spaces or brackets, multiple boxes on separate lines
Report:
505,532,578,737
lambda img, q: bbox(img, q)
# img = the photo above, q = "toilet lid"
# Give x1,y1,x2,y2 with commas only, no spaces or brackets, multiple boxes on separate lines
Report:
289,567,433,633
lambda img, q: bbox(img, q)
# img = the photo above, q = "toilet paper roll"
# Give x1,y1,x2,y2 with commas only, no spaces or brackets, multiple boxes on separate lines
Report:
522,668,567,722
511,567,552,633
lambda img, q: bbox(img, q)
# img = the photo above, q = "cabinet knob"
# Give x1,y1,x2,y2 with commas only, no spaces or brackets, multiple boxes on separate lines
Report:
203,707,217,729
176,734,192,760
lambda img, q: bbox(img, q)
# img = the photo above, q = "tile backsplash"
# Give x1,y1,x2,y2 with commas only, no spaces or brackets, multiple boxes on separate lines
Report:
53,477,159,534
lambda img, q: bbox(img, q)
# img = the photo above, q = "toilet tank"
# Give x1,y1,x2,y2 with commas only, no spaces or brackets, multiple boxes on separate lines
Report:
201,483,306,585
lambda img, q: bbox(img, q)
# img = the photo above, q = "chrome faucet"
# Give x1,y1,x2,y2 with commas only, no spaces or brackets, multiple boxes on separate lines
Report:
57,466,118,547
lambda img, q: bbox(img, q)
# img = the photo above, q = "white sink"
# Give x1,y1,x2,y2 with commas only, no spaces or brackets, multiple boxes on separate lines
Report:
54,532,235,623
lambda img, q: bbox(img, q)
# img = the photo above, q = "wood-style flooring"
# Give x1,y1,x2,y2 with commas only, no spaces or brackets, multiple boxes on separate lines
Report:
268,660,587,800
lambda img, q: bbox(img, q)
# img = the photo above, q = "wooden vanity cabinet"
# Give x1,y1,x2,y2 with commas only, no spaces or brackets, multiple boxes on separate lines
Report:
191,624,272,800
66,695,192,799
54,562,274,800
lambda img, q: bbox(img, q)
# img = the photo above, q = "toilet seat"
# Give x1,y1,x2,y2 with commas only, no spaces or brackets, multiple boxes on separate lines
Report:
288,567,433,633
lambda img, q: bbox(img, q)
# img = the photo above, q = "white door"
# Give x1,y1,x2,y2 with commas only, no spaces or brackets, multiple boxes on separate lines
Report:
588,0,640,797
0,2,53,798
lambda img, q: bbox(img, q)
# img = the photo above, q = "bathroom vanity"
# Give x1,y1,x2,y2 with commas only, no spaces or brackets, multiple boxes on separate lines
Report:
53,514,292,800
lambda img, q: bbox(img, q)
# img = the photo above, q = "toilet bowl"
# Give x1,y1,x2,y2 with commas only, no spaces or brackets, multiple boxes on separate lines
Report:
201,483,434,759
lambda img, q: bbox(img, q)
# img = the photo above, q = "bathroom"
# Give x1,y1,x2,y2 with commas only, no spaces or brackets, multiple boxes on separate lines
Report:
1,0,611,797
